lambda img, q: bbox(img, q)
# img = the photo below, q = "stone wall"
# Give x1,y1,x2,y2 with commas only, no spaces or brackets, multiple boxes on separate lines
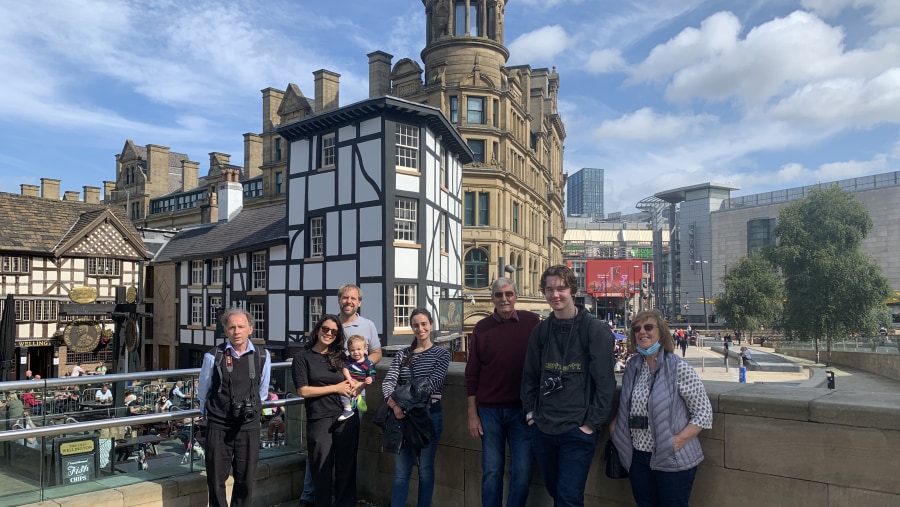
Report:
23,362,900,506
779,348,900,382
359,362,900,507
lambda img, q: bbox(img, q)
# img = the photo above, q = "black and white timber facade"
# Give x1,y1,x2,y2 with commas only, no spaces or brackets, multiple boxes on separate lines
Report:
278,96,473,347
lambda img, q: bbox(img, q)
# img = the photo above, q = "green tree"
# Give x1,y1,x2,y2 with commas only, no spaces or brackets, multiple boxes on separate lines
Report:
771,185,891,365
714,252,783,343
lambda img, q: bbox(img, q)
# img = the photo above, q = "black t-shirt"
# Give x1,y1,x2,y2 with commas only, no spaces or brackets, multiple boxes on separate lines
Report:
292,349,344,420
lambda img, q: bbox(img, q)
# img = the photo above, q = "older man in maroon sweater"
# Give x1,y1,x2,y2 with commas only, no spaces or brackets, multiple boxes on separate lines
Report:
466,277,541,507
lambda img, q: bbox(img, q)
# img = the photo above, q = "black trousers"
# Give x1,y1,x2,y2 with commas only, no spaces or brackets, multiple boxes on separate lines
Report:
205,425,260,507
307,414,360,507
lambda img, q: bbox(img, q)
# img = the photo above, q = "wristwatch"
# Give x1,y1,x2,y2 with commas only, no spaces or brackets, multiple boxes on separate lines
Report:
525,412,534,423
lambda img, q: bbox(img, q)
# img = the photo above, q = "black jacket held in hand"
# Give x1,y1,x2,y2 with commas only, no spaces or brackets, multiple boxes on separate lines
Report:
520,306,617,435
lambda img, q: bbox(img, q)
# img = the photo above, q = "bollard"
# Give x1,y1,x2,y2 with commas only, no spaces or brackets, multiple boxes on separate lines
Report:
739,366,746,383
826,370,835,389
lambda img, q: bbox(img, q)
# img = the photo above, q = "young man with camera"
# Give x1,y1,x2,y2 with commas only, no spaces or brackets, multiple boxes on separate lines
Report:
197,308,271,507
521,265,616,506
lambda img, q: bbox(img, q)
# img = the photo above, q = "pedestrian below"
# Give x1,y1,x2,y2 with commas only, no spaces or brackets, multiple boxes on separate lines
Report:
678,333,688,357
521,265,617,506
299,283,382,506
1,393,24,429
292,315,361,507
466,277,540,507
197,307,271,507
383,308,450,507
171,380,189,406
610,310,713,507
723,335,731,365
740,346,752,367
95,384,113,403
70,361,86,377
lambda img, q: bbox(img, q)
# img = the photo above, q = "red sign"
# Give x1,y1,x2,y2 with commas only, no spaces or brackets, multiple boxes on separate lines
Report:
585,260,651,298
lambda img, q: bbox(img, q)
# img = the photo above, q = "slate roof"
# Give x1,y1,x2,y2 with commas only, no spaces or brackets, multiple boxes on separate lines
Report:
0,192,147,257
152,203,287,263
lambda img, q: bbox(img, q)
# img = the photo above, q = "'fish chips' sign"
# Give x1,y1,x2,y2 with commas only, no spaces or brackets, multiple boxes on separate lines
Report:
54,436,99,486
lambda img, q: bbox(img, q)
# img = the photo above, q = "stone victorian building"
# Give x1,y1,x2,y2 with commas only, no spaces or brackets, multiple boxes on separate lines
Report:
374,0,567,329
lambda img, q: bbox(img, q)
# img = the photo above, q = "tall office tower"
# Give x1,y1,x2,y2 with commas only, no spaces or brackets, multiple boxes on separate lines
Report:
567,167,604,218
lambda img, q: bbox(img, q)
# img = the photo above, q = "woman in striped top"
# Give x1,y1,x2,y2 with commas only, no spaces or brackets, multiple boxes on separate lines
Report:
382,308,451,507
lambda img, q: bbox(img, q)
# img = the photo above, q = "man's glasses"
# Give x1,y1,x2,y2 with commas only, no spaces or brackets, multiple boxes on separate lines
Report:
320,327,339,336
542,286,569,295
493,291,516,299
632,323,656,334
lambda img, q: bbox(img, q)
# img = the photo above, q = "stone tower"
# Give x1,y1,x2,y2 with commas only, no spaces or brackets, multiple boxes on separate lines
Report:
382,0,566,306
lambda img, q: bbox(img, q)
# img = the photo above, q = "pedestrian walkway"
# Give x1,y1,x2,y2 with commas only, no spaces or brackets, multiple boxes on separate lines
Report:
684,341,900,393
678,344,808,384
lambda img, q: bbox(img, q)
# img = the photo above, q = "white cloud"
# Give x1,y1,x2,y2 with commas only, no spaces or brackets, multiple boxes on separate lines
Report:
630,11,742,82
801,0,900,24
766,68,900,126
585,49,626,74
593,108,718,142
739,155,889,190
508,25,574,65
663,11,847,106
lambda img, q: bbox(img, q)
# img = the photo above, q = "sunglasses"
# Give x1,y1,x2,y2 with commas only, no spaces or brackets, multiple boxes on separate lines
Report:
320,326,339,336
632,323,656,334
493,291,516,299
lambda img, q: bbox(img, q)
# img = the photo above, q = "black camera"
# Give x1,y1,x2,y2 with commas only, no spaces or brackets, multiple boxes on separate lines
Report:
232,399,256,422
628,415,649,429
541,376,564,396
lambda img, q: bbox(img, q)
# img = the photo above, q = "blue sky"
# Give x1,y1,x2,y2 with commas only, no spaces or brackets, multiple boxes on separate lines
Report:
1,0,898,215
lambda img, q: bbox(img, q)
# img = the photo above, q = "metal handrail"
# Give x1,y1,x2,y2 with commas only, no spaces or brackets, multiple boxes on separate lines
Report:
1,361,300,442
0,362,294,392
0,396,303,442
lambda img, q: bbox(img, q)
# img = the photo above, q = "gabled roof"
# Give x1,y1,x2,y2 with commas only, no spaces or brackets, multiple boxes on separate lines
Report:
0,192,149,259
152,203,287,263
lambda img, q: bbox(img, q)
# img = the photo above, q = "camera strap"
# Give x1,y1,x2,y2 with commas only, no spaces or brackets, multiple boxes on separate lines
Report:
627,354,661,415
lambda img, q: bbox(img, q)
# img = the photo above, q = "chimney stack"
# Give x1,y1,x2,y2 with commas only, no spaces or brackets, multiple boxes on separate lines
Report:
182,160,199,191
243,133,263,179
41,178,61,200
63,191,80,201
313,69,341,113
103,181,117,201
20,184,39,197
84,186,101,204
368,51,394,98
218,169,243,222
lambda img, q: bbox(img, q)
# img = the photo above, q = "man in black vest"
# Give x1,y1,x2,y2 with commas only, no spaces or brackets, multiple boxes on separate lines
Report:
197,308,271,507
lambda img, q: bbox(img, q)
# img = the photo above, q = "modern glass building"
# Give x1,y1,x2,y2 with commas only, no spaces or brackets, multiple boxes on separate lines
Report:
567,167,604,218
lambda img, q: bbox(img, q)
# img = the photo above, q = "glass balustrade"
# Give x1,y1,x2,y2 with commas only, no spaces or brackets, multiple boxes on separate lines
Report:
0,363,303,505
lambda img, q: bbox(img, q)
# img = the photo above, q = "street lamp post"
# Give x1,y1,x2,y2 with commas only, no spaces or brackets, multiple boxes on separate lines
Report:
695,259,709,331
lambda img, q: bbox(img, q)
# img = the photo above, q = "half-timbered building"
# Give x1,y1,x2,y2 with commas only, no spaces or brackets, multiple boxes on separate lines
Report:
150,171,289,367
0,182,150,379
278,95,473,347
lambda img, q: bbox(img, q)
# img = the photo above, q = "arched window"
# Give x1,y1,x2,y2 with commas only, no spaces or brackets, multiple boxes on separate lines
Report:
464,248,489,288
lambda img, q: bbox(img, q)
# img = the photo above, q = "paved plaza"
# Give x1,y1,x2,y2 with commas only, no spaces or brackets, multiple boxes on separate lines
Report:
683,340,900,393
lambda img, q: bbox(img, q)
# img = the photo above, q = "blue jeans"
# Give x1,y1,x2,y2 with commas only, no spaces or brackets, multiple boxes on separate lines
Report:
529,425,598,507
628,449,697,507
478,407,532,507
391,401,443,507
301,458,314,502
